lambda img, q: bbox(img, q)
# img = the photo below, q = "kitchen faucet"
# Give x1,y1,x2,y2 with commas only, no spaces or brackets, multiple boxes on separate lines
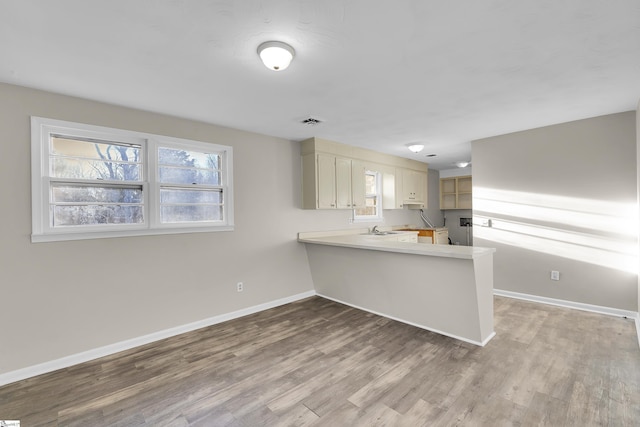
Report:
371,226,380,234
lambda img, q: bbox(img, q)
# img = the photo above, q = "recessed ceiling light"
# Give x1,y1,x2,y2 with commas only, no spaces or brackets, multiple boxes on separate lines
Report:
454,161,471,168
406,144,424,153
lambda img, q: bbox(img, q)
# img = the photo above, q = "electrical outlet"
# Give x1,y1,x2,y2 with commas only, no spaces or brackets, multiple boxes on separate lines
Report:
550,271,560,281
237,282,244,292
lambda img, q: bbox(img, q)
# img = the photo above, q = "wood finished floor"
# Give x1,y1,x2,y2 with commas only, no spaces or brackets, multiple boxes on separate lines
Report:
1,296,639,426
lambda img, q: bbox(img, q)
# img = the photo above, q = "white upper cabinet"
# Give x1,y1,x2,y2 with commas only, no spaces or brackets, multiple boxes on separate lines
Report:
393,168,427,209
301,138,428,210
303,154,362,210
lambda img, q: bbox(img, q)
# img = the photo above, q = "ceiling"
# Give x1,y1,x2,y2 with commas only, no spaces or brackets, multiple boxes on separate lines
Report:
1,1,639,170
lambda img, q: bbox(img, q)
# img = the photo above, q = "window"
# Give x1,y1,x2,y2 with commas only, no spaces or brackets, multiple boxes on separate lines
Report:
353,170,383,222
31,117,233,242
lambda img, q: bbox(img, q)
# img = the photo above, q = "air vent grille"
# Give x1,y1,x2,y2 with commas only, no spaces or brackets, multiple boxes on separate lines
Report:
301,117,322,125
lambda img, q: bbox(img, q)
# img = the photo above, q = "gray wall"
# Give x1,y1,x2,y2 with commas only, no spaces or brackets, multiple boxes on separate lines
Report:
472,111,637,311
0,83,421,376
423,169,445,227
444,209,473,246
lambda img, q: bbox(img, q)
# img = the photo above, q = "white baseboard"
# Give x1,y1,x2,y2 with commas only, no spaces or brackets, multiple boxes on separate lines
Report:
0,290,316,388
494,289,638,319
316,293,495,347
494,289,640,349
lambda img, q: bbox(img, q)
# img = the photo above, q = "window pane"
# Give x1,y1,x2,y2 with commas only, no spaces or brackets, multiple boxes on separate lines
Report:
159,166,220,185
365,173,377,194
355,206,377,216
354,171,381,220
160,189,222,204
50,136,141,181
52,185,143,203
53,205,144,226
161,205,223,223
158,147,220,170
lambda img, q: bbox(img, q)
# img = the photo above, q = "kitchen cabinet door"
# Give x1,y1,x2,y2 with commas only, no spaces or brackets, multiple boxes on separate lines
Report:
402,169,418,201
414,171,427,205
335,157,353,209
351,160,367,209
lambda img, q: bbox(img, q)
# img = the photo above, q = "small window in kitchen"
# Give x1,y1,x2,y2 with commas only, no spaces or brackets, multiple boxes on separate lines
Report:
353,171,383,222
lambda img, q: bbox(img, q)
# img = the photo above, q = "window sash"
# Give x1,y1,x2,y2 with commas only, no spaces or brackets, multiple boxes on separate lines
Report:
153,142,227,227
354,171,383,221
49,180,145,228
158,186,225,224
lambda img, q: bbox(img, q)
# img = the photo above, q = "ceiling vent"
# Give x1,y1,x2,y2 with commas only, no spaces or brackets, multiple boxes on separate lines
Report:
301,117,322,125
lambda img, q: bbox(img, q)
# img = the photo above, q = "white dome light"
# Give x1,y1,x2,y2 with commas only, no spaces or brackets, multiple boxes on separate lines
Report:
257,41,295,71
407,144,424,153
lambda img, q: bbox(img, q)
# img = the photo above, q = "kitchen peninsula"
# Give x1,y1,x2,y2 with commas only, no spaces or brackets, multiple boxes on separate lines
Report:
298,229,496,346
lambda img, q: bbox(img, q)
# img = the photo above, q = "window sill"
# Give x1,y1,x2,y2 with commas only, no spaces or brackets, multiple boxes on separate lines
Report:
31,225,234,243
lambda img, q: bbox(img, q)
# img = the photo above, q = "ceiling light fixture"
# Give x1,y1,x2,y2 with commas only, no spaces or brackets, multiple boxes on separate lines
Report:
455,161,471,168
407,144,424,153
257,41,295,71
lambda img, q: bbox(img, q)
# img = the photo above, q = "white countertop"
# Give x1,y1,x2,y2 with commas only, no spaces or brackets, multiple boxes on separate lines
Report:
298,230,495,260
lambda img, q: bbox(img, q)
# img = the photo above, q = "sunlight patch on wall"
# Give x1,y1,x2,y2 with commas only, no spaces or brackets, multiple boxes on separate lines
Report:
473,188,637,237
473,187,638,274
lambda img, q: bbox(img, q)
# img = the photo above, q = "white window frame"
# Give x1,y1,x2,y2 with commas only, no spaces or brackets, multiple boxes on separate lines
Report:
353,170,383,223
31,117,234,242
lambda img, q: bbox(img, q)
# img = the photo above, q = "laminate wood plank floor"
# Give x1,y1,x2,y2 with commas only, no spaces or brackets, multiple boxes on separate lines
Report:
1,296,639,426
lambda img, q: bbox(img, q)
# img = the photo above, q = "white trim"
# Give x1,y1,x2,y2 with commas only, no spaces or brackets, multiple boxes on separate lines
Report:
316,293,495,347
0,290,315,387
353,170,384,223
30,116,234,242
31,224,235,242
494,289,638,319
